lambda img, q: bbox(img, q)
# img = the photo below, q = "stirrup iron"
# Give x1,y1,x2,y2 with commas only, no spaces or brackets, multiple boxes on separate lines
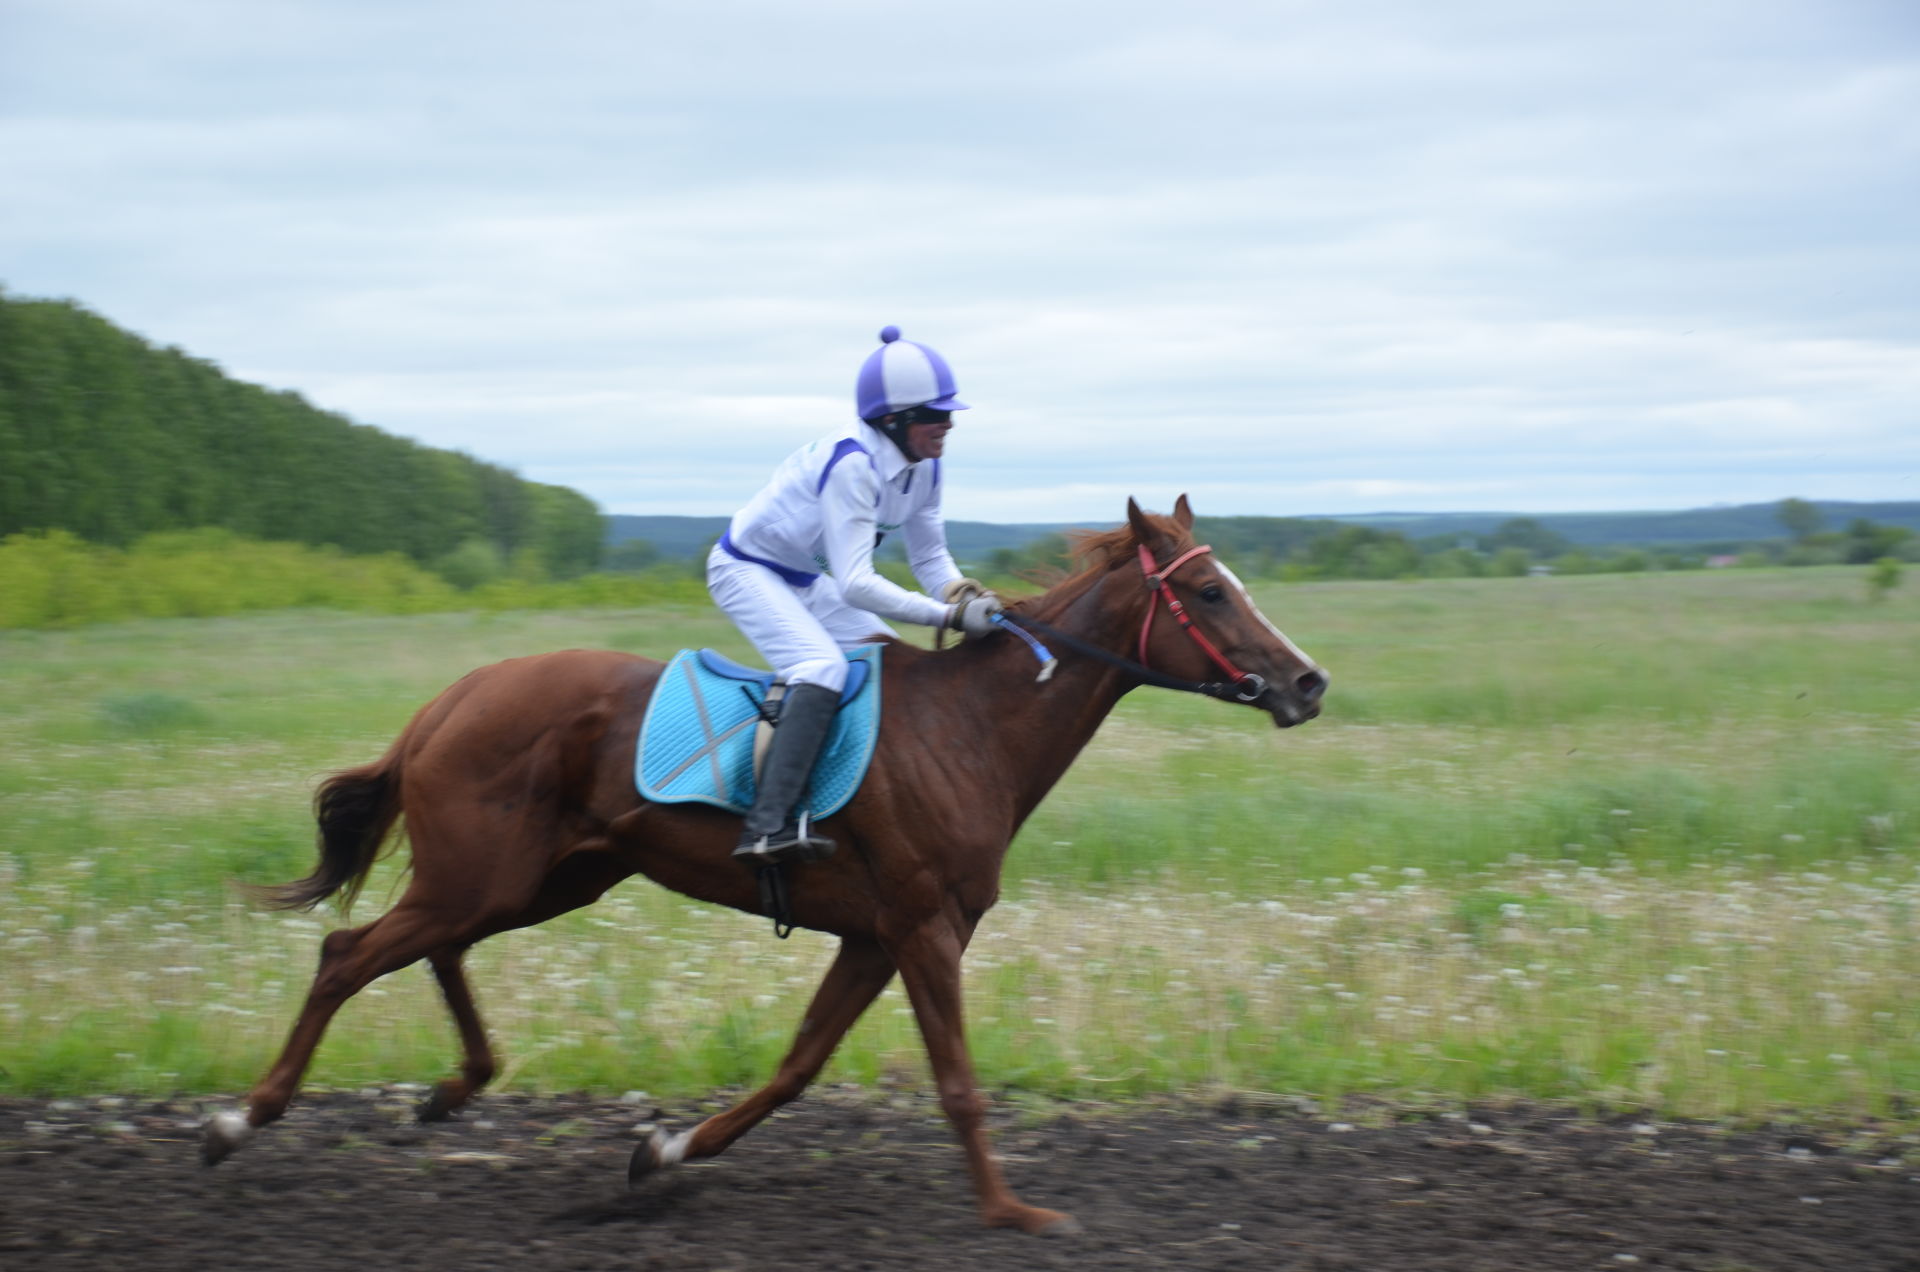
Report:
732,808,835,865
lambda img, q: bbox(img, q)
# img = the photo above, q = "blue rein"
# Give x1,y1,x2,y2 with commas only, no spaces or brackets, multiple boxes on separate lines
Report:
989,613,1057,682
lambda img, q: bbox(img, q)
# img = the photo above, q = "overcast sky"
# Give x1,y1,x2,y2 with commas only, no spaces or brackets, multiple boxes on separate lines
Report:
4,0,1916,523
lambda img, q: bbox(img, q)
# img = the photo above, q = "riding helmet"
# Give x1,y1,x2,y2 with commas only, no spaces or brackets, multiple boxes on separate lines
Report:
855,326,970,421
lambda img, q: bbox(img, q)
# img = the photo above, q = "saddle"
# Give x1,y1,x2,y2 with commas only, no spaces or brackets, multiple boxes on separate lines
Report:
634,646,883,818
692,648,872,703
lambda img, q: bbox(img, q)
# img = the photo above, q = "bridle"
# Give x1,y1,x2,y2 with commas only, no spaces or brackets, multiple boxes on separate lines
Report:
1135,544,1268,701
997,542,1270,703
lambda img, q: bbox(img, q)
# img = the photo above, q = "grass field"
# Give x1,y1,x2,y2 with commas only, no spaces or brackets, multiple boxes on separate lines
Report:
1,567,1915,1119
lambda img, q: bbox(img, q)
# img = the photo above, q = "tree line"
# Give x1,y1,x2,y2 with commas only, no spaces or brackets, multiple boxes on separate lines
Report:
976,505,1917,583
0,291,603,577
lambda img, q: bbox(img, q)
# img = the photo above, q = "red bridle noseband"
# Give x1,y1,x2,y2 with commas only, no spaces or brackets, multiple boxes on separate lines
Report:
1136,544,1268,703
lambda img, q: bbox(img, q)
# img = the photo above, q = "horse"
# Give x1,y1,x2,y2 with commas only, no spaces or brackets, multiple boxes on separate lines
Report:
202,496,1327,1236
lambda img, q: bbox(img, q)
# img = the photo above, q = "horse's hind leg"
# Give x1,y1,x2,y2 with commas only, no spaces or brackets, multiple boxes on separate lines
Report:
417,946,494,1122
203,901,465,1165
412,851,635,1123
630,936,895,1180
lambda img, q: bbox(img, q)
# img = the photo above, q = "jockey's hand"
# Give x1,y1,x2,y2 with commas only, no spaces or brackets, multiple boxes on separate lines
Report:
947,594,1004,639
940,577,995,606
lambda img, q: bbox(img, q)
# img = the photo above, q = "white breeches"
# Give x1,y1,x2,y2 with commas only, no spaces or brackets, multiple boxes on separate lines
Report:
706,545,895,692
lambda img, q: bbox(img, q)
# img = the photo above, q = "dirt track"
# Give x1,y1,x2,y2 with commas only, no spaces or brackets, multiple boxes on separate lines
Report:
2,1089,1915,1271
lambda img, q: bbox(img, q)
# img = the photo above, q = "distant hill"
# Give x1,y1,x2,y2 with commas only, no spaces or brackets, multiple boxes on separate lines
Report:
604,515,733,558
606,515,1108,564
1322,501,1920,546
607,500,1920,561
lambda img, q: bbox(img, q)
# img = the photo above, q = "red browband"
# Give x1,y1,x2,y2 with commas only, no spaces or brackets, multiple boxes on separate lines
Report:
1136,544,1262,694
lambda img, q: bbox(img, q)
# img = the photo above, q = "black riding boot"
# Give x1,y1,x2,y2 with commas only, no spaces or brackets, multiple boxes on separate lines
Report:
734,681,839,865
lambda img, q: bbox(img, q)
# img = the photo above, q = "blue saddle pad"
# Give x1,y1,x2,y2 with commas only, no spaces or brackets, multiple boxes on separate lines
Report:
634,645,883,818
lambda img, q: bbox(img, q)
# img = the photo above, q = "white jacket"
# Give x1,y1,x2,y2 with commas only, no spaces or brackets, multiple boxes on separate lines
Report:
722,421,961,628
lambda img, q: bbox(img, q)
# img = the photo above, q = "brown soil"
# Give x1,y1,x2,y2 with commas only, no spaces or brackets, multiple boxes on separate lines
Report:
1,1089,1915,1271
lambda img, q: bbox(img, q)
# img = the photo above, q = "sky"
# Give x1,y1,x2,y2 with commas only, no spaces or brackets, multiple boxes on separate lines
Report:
4,0,1917,524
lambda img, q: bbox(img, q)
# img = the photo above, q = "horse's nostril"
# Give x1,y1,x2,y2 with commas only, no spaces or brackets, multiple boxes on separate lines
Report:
1296,670,1328,701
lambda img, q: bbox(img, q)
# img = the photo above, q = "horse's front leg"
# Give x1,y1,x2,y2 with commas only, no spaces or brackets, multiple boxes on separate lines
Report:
891,921,1079,1236
630,935,895,1179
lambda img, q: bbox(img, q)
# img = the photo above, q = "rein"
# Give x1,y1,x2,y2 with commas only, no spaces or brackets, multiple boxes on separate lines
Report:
998,543,1269,704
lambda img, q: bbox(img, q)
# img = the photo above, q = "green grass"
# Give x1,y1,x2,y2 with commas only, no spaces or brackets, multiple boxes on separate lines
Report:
0,566,1916,1117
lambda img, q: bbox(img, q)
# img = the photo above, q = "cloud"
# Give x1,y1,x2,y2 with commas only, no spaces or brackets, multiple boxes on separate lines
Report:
3,0,1916,521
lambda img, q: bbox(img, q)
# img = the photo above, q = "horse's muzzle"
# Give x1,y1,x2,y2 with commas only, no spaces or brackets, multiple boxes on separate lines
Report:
1260,668,1327,728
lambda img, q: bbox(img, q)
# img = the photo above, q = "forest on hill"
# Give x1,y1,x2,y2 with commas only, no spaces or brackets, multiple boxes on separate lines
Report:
0,291,603,576
1323,501,1920,546
609,498,1920,581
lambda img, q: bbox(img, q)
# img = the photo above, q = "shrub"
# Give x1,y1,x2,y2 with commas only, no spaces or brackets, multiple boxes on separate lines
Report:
0,530,706,630
1489,547,1531,577
435,538,508,590
1867,556,1903,603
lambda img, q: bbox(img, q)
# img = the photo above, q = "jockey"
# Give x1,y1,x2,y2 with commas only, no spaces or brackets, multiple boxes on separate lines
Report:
708,326,1003,865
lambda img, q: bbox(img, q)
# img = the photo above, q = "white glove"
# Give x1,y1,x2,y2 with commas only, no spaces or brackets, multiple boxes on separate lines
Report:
947,594,1004,639
940,577,992,605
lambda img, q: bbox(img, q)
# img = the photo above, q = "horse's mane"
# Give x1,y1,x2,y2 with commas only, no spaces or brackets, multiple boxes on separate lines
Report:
1004,511,1184,621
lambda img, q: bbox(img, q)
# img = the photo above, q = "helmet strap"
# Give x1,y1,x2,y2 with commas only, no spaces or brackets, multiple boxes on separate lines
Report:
869,406,949,463
871,414,919,461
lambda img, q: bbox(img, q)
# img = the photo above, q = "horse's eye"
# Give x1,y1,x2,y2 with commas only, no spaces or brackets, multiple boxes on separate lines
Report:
1199,585,1226,603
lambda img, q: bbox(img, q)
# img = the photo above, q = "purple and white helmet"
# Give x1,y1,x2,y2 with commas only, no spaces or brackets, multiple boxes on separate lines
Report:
855,326,970,420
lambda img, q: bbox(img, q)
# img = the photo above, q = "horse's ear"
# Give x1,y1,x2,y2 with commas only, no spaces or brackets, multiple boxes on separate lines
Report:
1172,493,1194,530
1126,497,1155,547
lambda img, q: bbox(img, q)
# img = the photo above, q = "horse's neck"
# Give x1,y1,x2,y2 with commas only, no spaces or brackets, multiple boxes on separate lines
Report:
940,574,1140,824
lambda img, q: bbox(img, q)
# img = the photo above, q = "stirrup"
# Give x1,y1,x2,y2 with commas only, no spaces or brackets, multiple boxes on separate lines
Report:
732,810,836,865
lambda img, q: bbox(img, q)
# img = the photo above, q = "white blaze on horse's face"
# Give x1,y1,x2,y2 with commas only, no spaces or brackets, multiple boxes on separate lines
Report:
1216,563,1317,668
1209,561,1328,727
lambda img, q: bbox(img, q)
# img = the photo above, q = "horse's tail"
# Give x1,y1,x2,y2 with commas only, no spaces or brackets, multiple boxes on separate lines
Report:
256,749,405,913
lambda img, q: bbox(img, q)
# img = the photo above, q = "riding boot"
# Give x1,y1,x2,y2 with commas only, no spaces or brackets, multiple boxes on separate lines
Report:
734,681,839,865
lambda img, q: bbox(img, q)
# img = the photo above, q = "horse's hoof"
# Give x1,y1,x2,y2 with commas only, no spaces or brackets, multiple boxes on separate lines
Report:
417,1083,461,1123
626,1140,657,1187
201,1111,253,1167
628,1128,692,1188
1036,1213,1083,1237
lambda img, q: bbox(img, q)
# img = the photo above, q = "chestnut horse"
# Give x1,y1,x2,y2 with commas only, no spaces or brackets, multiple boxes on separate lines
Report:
203,497,1326,1235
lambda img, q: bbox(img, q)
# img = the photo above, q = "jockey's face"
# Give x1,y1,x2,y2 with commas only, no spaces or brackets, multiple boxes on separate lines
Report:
904,412,953,461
